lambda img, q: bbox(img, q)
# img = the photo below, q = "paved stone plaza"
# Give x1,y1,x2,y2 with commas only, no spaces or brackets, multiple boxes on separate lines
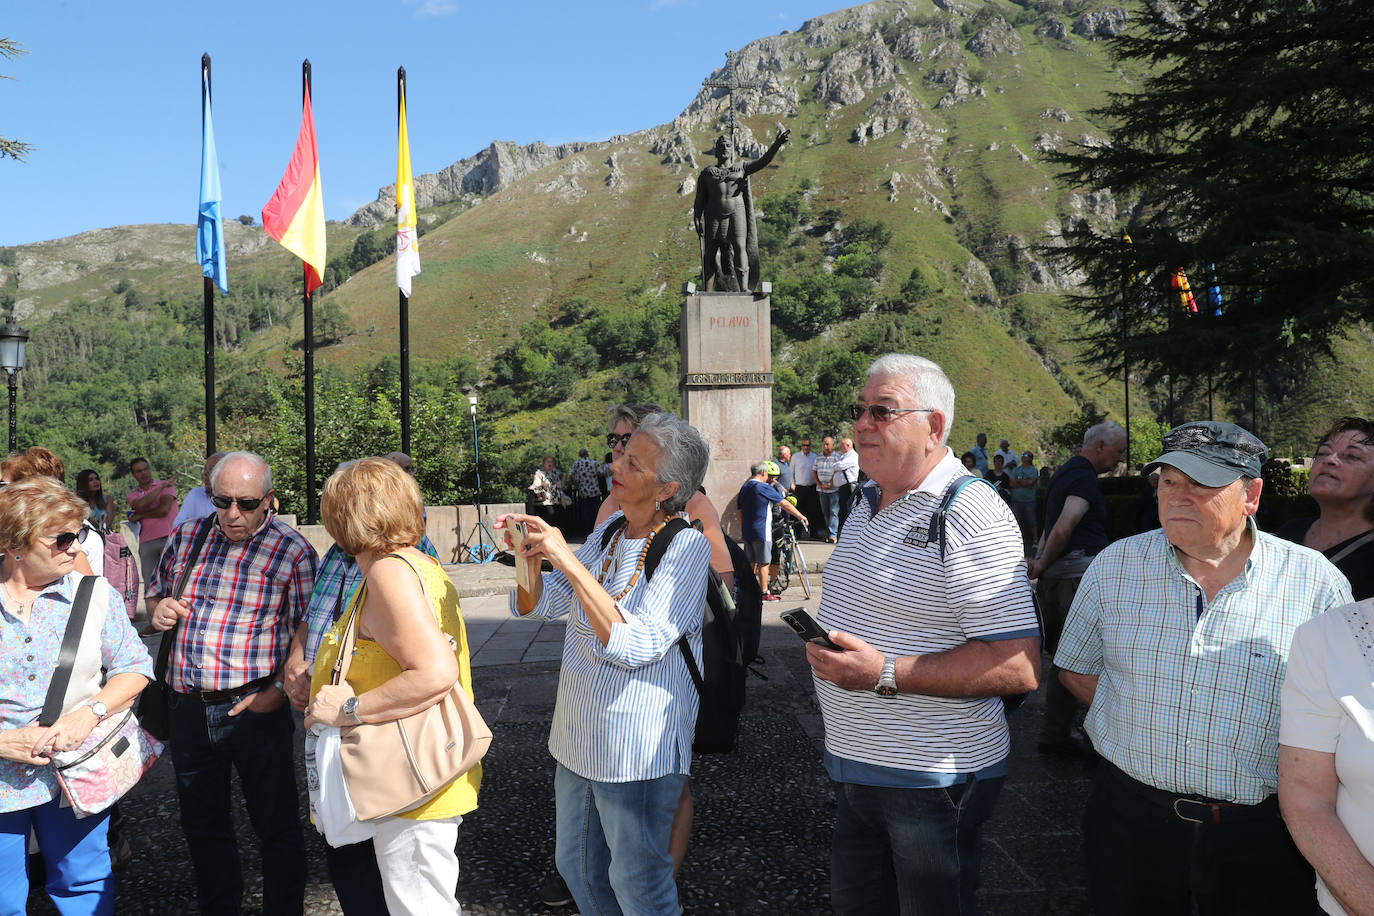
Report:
30,543,1094,915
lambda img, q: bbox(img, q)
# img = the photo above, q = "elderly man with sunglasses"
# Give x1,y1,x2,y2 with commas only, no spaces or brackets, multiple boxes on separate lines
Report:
804,353,1041,915
147,450,318,916
1054,422,1352,915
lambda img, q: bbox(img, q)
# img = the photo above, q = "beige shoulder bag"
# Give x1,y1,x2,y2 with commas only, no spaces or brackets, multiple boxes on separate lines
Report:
333,553,492,821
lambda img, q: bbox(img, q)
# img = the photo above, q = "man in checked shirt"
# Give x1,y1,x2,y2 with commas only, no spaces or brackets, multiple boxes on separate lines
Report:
148,450,318,916
1055,421,1351,915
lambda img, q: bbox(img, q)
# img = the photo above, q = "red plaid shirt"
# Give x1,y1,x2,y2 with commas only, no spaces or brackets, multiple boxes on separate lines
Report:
149,514,318,693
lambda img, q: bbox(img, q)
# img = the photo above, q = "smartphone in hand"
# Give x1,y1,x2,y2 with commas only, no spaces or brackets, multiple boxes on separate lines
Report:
780,607,842,651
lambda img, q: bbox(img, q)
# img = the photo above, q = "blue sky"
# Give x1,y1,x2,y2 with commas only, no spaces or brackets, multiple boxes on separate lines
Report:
0,0,840,247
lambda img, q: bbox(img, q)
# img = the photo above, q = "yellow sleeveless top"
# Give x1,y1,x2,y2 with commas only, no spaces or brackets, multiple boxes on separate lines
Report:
310,552,482,820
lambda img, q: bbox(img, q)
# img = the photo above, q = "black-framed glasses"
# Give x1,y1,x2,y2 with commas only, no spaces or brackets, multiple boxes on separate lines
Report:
849,404,932,423
211,494,268,512
607,432,633,448
40,529,89,551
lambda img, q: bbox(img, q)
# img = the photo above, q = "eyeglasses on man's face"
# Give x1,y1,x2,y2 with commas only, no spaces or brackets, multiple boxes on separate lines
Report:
848,404,933,423
211,494,269,512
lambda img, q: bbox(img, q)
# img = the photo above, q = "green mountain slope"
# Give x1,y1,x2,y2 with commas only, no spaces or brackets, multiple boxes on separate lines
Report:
0,0,1361,504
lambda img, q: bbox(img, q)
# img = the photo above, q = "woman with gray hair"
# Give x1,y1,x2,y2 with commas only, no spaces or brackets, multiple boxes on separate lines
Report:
497,411,711,916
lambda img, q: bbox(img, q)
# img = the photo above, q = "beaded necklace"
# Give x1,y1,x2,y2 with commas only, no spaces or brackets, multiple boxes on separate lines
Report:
597,518,669,601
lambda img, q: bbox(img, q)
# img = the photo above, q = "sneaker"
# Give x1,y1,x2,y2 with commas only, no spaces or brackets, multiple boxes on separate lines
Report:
539,872,574,908
762,593,782,602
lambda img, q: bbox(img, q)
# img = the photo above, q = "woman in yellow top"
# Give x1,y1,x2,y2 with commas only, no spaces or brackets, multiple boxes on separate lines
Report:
305,457,480,916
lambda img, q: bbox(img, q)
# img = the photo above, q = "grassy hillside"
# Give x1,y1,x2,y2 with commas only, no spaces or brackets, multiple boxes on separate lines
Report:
0,0,1362,504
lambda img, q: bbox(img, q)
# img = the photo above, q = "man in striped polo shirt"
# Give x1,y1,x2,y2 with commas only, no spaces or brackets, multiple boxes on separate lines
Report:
806,353,1041,915
1055,421,1352,914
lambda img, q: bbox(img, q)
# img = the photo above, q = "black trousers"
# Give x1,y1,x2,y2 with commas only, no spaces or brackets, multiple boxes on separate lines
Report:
1083,760,1321,916
794,484,823,538
836,482,855,535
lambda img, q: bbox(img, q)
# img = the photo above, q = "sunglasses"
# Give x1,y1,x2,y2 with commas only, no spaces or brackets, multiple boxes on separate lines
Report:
607,432,633,448
848,404,933,423
211,494,269,512
40,529,89,551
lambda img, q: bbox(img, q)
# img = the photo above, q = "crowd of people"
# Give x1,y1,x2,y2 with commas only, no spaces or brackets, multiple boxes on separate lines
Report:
0,363,1371,916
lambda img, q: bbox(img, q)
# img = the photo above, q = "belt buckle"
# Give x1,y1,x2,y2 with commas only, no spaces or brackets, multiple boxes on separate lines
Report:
1173,797,1206,824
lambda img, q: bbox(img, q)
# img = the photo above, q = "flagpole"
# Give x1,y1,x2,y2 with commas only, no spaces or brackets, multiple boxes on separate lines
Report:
202,53,217,456
302,59,318,525
398,67,411,457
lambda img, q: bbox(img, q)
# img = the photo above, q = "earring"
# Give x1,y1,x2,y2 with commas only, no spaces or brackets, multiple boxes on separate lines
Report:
11,554,19,561
654,500,661,513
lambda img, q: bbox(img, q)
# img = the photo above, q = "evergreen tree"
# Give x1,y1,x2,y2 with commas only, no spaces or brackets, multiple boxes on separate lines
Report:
1050,0,1374,385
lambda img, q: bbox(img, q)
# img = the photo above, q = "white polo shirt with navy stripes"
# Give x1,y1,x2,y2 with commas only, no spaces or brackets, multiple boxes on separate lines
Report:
815,448,1040,787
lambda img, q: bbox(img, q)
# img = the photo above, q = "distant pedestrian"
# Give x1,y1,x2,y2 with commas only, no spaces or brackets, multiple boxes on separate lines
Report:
813,437,841,543
984,453,1013,502
738,461,808,600
993,438,1017,469
75,468,111,531
835,437,859,535
126,457,179,585
528,455,565,528
775,445,794,492
790,437,822,539
1008,451,1040,549
172,451,225,528
970,432,990,473
568,448,603,535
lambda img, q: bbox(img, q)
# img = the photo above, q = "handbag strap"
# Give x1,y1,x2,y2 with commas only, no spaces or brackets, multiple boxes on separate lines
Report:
39,576,97,727
1328,529,1374,566
330,552,436,687
152,515,215,685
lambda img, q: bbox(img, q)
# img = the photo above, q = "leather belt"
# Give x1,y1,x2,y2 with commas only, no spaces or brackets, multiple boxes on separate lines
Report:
1100,759,1279,826
181,674,277,705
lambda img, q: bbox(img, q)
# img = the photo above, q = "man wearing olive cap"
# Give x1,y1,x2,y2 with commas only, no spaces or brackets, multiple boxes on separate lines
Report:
1055,421,1353,914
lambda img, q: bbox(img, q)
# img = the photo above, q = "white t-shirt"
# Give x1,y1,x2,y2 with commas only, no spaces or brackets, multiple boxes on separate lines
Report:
790,450,816,487
79,522,104,577
1281,600,1374,915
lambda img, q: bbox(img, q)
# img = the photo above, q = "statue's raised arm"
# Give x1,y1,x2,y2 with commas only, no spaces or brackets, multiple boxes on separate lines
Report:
694,126,790,293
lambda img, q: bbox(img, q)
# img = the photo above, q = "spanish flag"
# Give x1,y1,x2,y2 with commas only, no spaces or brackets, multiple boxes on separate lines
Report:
396,80,420,296
262,80,326,293
1171,266,1198,314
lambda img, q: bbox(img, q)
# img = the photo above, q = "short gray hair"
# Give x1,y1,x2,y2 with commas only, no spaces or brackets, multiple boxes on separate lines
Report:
751,462,770,476
209,450,273,496
866,353,956,446
606,403,665,434
634,412,709,514
1083,421,1126,450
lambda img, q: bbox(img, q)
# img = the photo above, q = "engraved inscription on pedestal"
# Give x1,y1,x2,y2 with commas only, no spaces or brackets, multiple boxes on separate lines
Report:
680,291,773,535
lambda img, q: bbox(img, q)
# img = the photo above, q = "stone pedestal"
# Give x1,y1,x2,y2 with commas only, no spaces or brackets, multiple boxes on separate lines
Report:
680,287,772,539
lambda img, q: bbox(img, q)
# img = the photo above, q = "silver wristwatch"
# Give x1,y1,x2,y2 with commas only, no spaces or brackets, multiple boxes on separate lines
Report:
874,657,898,698
86,700,109,720
342,696,363,725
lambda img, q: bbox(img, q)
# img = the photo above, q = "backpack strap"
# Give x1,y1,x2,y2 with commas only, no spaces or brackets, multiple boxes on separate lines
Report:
927,475,1001,561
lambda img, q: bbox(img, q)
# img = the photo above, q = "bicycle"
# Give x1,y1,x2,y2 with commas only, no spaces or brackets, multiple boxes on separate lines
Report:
770,520,813,599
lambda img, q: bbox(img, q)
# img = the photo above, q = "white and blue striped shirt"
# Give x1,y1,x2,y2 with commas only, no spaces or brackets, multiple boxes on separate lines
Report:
815,450,1040,785
510,513,710,782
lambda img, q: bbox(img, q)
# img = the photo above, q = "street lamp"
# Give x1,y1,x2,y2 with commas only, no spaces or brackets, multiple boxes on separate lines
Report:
0,321,30,453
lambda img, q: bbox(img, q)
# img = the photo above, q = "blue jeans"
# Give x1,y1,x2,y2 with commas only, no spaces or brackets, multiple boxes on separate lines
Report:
817,488,839,537
168,691,306,916
554,764,685,916
0,796,112,916
830,776,1004,915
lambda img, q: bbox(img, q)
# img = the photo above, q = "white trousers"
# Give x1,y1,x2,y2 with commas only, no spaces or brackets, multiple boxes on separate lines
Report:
372,814,464,915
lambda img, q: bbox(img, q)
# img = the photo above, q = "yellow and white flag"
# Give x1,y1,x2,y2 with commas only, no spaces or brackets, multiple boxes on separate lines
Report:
396,83,421,296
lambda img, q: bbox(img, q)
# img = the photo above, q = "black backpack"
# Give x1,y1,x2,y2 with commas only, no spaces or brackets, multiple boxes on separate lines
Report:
855,475,1043,714
600,516,761,754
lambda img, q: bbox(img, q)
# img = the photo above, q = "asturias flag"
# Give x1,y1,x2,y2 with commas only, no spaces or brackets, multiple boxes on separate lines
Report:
396,82,420,296
262,81,326,293
197,71,227,294
1172,266,1198,314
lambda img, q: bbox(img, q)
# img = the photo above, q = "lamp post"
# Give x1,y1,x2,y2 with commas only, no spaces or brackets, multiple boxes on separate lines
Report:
0,321,30,453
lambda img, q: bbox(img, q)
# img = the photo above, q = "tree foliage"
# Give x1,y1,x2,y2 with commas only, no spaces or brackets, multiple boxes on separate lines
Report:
1,39,32,162
1049,0,1374,384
